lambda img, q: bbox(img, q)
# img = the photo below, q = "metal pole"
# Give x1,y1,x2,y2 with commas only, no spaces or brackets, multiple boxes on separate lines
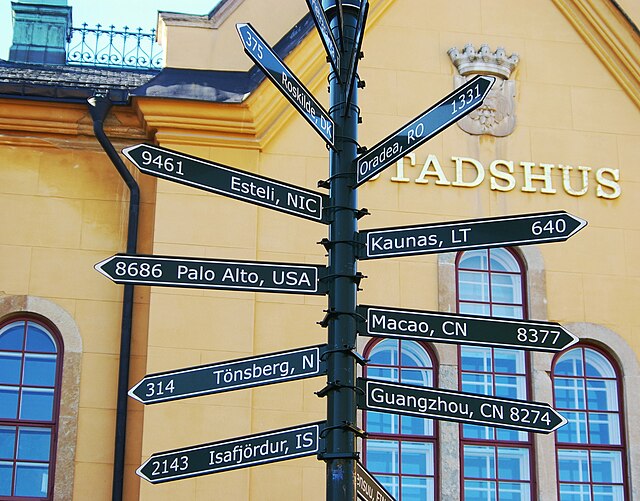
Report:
323,1,361,500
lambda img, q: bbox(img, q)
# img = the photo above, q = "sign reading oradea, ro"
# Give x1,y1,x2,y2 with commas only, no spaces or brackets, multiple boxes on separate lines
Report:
358,211,587,260
137,422,324,484
122,144,329,224
354,75,495,186
129,345,327,404
357,305,579,352
357,379,566,434
95,254,327,295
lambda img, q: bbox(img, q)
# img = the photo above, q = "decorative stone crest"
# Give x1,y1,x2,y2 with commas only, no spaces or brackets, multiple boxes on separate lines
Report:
448,44,520,136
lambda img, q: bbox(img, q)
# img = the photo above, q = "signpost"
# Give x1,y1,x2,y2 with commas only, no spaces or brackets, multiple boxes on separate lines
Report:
237,23,335,148
356,461,395,501
344,0,369,111
129,345,327,404
357,305,579,352
306,0,341,76
354,74,495,186
95,254,327,295
137,422,324,484
122,143,329,224
357,378,567,434
358,211,587,260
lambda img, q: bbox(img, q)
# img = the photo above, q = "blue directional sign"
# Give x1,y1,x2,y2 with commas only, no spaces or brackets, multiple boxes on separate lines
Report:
137,422,324,484
129,345,327,404
355,75,495,186
237,23,335,148
306,0,341,76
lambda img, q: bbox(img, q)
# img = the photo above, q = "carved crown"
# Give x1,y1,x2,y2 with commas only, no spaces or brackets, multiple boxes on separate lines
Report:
448,44,519,79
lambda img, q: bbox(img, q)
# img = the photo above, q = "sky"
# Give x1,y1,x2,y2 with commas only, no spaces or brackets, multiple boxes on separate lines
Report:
0,0,221,60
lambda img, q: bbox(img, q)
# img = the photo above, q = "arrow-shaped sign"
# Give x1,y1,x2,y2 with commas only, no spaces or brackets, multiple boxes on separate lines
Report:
122,143,329,224
137,422,324,484
357,378,566,434
356,461,396,501
306,0,341,76
95,254,328,295
358,211,587,260
237,22,335,148
344,0,369,111
354,75,495,186
357,305,579,352
129,344,327,404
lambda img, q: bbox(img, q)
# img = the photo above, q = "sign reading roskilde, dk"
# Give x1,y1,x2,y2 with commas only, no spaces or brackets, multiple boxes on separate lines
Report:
123,144,329,224
355,75,495,186
237,23,335,148
95,254,327,295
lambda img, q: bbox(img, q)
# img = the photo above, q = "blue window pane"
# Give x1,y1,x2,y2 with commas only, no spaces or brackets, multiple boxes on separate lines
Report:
402,475,432,501
498,482,531,501
558,449,590,482
555,378,586,409
15,462,49,497
459,271,489,302
592,485,624,501
0,352,22,385
367,411,398,434
367,440,399,474
495,375,525,399
0,461,12,496
493,305,523,319
490,249,520,272
0,386,19,419
23,354,57,387
20,388,54,421
462,373,493,395
494,349,525,374
25,323,56,353
491,274,522,304
0,426,16,459
401,415,433,436
556,412,588,443
464,445,495,478
463,424,495,440
461,347,492,372
17,428,51,461
464,480,496,501
497,448,529,481
559,483,591,501
368,339,398,365
459,250,489,270
368,367,398,383
555,349,584,376
589,413,621,445
401,368,431,387
586,380,618,411
400,341,432,368
590,451,623,484
584,349,615,378
460,303,491,316
496,428,528,442
0,323,24,351
401,441,433,476
374,475,399,500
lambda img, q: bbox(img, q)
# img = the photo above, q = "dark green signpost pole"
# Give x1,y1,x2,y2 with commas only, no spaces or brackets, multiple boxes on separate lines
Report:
323,1,361,500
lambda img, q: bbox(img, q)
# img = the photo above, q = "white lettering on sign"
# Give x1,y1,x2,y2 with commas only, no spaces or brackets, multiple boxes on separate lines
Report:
212,361,293,385
359,141,402,178
272,270,313,287
370,387,473,418
230,176,276,202
378,154,621,199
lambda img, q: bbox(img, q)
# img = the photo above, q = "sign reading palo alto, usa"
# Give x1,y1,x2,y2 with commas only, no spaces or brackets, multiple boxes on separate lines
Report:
95,254,327,295
357,305,579,352
129,345,327,404
122,144,329,224
354,75,495,186
237,23,335,148
137,422,324,484
358,211,587,260
357,379,566,434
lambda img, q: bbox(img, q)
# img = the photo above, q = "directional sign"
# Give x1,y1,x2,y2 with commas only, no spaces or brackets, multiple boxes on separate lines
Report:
344,0,369,111
122,143,329,224
95,254,328,295
357,378,566,434
354,75,495,186
137,421,324,484
356,461,396,501
358,211,587,260
306,0,341,76
237,23,335,147
129,345,327,404
357,305,579,352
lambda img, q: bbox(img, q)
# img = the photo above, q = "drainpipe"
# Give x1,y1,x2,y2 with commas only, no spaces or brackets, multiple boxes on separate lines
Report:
87,91,139,501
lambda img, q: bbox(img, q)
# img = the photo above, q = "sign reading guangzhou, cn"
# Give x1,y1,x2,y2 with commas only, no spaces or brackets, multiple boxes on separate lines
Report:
95,254,327,295
358,211,587,260
354,75,495,186
123,144,329,224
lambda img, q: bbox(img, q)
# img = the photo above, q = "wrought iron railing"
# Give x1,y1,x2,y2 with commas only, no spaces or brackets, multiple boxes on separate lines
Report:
66,23,163,70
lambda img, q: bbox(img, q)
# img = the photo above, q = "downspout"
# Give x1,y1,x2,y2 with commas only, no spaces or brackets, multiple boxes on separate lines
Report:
87,92,139,501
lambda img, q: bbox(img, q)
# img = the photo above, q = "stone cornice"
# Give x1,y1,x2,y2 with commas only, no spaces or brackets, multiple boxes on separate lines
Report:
552,0,640,108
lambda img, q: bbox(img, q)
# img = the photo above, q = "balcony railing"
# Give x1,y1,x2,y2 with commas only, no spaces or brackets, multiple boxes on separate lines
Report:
66,23,163,70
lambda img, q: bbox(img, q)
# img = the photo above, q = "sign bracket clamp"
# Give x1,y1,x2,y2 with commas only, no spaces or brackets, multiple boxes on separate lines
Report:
318,271,366,288
315,380,365,399
317,308,366,328
317,343,368,367
319,421,367,441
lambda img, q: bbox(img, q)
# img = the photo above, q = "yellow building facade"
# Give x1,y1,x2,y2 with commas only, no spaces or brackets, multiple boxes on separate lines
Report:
0,0,639,500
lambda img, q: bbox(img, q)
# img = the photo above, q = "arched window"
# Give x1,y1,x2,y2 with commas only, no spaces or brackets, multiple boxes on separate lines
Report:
0,318,63,499
363,338,437,500
553,345,627,500
456,248,534,500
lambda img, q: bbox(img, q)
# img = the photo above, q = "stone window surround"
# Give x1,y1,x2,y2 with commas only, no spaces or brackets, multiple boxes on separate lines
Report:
0,294,81,501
